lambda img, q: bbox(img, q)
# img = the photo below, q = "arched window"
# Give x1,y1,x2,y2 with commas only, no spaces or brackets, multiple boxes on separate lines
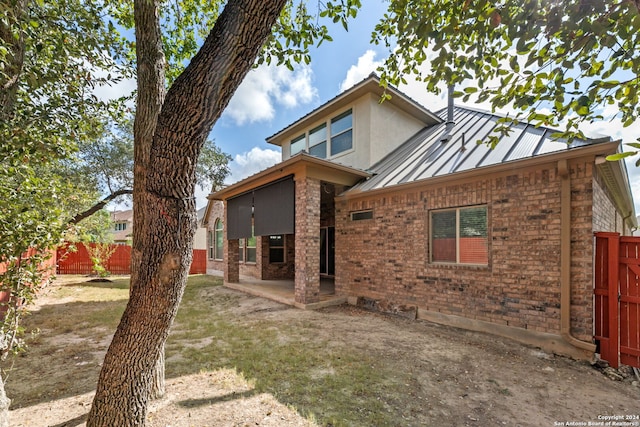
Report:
214,219,223,260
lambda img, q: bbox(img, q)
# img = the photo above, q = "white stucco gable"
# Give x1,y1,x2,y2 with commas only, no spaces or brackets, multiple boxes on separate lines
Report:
266,74,442,171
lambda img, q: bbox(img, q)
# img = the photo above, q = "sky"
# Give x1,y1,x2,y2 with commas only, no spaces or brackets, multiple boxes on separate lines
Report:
105,2,639,214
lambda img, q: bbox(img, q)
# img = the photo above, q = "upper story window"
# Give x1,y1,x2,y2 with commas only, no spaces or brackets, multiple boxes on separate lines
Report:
289,109,353,159
291,134,305,156
114,222,127,231
330,110,353,156
309,123,327,159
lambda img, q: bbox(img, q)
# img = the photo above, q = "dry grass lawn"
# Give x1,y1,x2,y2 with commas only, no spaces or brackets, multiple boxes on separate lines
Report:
5,275,640,426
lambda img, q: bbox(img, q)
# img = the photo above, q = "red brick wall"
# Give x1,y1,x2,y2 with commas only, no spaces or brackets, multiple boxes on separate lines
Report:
336,159,599,341
205,200,225,274
260,234,295,280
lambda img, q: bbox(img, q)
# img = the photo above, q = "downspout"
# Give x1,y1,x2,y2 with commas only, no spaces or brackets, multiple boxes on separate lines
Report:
622,211,633,235
558,159,596,354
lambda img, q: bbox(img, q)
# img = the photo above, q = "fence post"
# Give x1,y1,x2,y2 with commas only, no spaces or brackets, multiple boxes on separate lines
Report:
606,232,620,369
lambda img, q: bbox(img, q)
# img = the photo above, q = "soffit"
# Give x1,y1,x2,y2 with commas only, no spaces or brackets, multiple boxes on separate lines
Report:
209,153,371,201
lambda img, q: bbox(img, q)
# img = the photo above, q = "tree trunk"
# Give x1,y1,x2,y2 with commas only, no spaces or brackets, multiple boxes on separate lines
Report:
86,1,288,425
0,375,10,427
0,0,27,119
131,0,167,400
149,343,165,400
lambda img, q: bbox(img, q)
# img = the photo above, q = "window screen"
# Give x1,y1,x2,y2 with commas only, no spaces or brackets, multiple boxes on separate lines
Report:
431,206,488,265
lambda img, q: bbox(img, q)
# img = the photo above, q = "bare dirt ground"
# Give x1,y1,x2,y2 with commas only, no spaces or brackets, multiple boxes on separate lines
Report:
8,276,640,427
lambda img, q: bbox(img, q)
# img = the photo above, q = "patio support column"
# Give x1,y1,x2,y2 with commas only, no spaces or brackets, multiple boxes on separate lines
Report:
224,230,239,283
294,176,321,304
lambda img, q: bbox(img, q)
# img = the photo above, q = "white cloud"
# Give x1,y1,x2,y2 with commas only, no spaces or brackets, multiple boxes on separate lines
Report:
93,76,136,104
224,64,317,125
339,50,384,92
227,147,281,184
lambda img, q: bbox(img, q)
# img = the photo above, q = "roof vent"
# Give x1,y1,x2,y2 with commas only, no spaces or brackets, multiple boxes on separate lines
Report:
440,85,456,143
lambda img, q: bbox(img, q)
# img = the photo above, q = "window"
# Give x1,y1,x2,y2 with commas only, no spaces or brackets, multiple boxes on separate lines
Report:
330,110,353,156
268,235,285,263
290,134,305,156
430,206,488,265
246,234,256,263
239,230,257,263
308,123,327,159
288,109,353,159
208,231,215,260
350,210,373,221
214,219,223,260
115,222,127,231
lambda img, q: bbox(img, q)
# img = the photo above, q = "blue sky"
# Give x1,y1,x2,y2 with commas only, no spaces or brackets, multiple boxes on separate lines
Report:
99,3,638,214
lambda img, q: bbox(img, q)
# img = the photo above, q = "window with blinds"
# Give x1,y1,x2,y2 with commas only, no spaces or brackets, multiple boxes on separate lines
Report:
430,206,488,265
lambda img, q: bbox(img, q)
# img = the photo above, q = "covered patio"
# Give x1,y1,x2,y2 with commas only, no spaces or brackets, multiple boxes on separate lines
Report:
225,276,347,309
210,153,370,308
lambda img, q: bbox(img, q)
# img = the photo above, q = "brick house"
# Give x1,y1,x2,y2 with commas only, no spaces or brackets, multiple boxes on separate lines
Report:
111,207,208,249
203,75,636,359
111,209,133,244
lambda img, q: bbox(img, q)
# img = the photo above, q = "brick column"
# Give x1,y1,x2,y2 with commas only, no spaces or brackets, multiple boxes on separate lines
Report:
294,176,321,304
224,201,239,283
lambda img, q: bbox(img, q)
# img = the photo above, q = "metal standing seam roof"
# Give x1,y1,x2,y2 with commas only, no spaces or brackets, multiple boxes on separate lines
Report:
350,105,605,192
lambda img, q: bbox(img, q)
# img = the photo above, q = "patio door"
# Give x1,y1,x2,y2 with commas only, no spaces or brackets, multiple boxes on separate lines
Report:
320,227,335,276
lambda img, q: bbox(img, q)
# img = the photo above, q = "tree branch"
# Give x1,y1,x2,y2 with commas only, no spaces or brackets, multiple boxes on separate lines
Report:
68,189,132,225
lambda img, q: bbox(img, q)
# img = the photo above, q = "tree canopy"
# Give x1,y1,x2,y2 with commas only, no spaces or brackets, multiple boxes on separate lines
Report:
374,0,640,156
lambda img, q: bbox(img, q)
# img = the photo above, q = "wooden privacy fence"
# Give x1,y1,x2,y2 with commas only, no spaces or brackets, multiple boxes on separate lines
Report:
56,243,207,275
594,232,640,369
0,247,57,276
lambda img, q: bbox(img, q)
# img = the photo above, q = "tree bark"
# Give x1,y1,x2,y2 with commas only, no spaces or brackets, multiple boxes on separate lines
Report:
0,0,27,120
0,375,10,427
86,1,288,425
131,0,167,401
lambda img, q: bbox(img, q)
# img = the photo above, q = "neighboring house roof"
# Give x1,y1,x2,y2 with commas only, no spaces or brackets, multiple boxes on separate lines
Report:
112,230,131,241
350,105,615,192
197,207,206,223
111,209,133,222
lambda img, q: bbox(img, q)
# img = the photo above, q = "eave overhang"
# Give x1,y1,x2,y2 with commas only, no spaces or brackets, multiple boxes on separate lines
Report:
209,152,371,201
339,140,630,207
595,143,638,230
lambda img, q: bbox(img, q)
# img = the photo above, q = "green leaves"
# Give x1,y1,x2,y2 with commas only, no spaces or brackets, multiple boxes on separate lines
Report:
259,0,360,71
606,142,640,166
374,0,640,151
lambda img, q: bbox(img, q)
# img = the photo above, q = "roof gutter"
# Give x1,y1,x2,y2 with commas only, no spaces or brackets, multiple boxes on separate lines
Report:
595,151,638,231
338,139,620,201
558,159,596,356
